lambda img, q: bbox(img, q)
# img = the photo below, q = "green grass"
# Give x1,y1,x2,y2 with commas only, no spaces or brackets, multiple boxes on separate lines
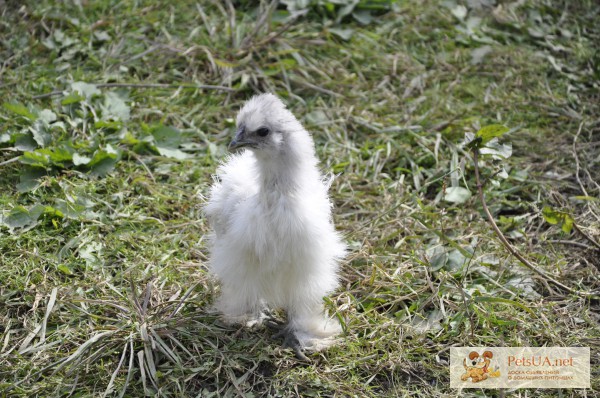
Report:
1,0,599,396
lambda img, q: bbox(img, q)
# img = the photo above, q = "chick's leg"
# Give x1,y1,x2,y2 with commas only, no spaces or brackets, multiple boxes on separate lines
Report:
271,324,309,361
216,279,265,327
272,302,341,359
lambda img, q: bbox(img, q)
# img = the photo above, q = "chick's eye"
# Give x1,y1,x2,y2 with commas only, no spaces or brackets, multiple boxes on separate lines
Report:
256,127,270,137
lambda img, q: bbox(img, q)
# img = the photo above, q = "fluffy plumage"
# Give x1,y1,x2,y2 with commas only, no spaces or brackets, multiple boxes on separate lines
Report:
205,93,346,353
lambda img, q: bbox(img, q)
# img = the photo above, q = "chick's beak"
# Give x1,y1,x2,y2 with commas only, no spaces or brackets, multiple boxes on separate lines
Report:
228,125,252,151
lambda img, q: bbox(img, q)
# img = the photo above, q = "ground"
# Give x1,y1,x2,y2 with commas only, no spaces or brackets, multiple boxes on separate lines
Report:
0,0,599,397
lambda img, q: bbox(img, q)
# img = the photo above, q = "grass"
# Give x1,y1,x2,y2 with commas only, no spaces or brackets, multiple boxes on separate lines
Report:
1,0,599,396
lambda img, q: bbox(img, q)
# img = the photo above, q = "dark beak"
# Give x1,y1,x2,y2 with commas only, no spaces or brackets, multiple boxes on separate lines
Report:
228,125,253,151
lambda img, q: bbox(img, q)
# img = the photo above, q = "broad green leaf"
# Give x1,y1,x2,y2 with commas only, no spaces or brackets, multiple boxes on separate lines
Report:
541,206,575,234
15,133,37,151
121,130,140,145
430,251,448,271
88,145,119,177
513,168,529,182
71,81,100,99
3,102,36,120
17,167,46,193
474,296,536,316
89,156,118,177
470,45,493,65
41,36,56,50
280,0,310,11
101,91,130,121
451,4,467,20
411,309,444,332
20,151,51,168
542,206,560,224
79,241,104,268
561,215,574,233
426,245,448,271
329,28,354,41
444,186,472,204
2,206,35,230
40,205,64,219
51,29,78,47
479,139,512,159
61,93,85,105
37,109,57,124
49,121,66,132
462,131,482,150
94,30,111,41
305,110,329,125
57,264,75,276
152,125,181,148
43,146,74,165
21,147,73,167
30,121,53,147
476,124,509,144
155,147,189,160
73,153,91,165
95,120,123,130
352,10,374,25
0,204,61,233
446,249,468,272
152,125,189,159
54,197,97,220
335,0,359,23
506,275,540,298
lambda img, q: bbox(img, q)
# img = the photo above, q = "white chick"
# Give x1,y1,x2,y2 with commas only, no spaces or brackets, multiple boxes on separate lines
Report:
205,93,346,358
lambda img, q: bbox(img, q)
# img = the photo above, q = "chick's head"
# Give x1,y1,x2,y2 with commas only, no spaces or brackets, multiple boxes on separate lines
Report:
229,93,301,154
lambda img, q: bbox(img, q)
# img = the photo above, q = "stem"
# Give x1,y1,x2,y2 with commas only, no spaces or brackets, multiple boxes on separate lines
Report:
0,157,19,167
33,82,234,99
472,148,592,297
573,223,600,251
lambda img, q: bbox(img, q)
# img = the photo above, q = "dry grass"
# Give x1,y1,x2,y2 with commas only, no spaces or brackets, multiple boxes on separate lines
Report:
1,0,599,396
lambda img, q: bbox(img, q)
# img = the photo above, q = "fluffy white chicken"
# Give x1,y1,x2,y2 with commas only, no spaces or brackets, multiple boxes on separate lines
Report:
205,93,346,358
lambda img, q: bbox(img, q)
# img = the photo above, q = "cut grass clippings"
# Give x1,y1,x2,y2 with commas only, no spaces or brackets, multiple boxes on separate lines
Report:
1,0,599,396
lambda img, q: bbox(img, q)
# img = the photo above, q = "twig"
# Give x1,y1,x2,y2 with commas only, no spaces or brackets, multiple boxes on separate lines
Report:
572,122,589,197
288,75,342,98
0,157,19,167
240,0,278,49
127,150,156,183
237,10,302,57
167,282,200,320
546,239,593,250
571,122,600,222
471,148,593,297
224,0,237,48
451,278,476,339
128,277,144,317
33,83,234,99
573,223,600,251
120,44,162,65
196,3,215,42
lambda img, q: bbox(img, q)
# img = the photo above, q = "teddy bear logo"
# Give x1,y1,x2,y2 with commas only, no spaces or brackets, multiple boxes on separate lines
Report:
461,350,501,383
